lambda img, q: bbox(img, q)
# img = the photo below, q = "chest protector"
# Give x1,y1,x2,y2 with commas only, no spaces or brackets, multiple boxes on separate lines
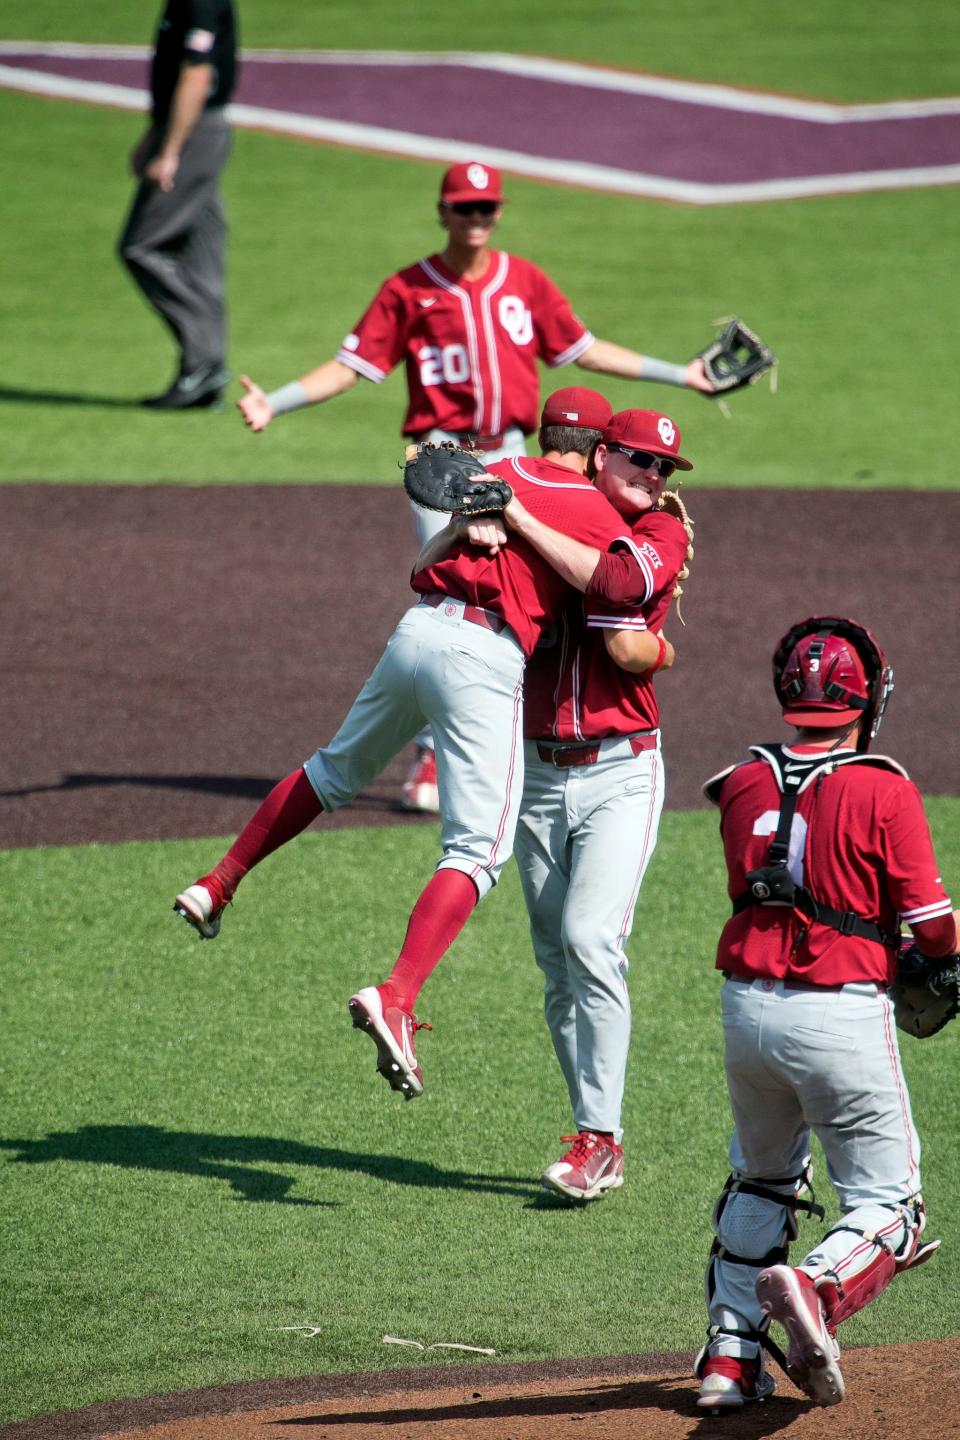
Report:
722,745,905,949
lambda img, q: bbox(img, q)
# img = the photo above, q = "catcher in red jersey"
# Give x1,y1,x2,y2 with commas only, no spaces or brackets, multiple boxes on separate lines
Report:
505,401,692,1202
237,159,714,811
694,617,958,1415
172,391,669,1102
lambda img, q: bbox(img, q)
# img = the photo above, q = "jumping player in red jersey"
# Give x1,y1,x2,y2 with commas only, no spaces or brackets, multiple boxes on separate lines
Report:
510,403,692,1202
237,159,716,812
693,617,957,1414
172,389,667,1100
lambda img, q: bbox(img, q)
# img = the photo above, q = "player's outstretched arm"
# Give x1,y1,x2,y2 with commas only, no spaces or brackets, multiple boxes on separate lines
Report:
603,628,674,674
237,359,359,432
576,338,715,394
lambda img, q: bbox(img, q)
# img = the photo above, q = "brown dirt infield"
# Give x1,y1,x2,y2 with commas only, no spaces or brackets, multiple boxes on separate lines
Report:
3,1340,958,1438
1,483,957,1436
1,485,957,851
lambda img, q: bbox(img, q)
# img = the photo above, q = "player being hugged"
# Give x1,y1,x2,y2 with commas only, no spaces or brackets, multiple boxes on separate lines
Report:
505,400,694,1202
694,617,959,1414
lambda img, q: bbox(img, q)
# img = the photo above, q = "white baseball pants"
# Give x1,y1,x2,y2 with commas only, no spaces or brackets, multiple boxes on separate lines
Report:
514,737,664,1141
706,977,922,1353
304,598,525,897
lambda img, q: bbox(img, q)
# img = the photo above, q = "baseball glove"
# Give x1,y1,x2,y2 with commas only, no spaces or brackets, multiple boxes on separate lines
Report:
891,942,960,1039
403,441,513,516
657,489,695,623
693,318,777,395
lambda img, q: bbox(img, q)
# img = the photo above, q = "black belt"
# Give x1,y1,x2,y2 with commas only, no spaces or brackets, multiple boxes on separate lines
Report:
418,591,510,636
536,733,657,768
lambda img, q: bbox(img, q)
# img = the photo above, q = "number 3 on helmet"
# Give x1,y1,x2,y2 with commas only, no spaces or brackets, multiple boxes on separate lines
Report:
772,616,894,752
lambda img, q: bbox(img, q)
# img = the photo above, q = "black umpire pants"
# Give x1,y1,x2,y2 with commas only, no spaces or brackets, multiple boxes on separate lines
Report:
118,109,231,375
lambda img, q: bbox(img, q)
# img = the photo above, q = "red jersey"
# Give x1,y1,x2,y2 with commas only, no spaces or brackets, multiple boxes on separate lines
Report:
412,456,637,658
336,251,593,437
523,510,689,740
710,747,953,986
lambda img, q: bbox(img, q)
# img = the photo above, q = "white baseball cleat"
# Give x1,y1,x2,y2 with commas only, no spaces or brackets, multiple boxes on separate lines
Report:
348,985,431,1100
696,1354,776,1412
173,883,223,940
541,1132,624,1201
757,1264,845,1406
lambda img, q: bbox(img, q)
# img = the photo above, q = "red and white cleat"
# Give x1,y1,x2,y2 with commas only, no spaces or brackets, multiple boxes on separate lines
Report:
697,1353,776,1411
348,985,432,1100
173,882,224,940
757,1265,845,1406
401,745,440,814
541,1131,624,1201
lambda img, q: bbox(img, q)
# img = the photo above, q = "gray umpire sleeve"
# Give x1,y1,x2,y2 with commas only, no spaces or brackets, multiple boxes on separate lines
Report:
118,110,231,372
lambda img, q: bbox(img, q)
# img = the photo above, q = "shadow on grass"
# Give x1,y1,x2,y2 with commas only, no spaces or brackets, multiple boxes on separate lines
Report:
0,771,429,815
0,1124,541,1206
0,384,144,408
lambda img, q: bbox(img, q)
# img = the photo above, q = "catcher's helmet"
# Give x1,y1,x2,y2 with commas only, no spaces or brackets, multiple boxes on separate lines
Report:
772,617,894,752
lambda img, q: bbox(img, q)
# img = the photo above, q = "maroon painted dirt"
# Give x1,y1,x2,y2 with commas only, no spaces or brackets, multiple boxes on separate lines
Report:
0,486,956,851
4,51,960,185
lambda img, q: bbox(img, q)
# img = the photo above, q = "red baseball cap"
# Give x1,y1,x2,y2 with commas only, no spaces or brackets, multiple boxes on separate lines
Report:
603,410,693,470
440,161,505,205
540,387,613,431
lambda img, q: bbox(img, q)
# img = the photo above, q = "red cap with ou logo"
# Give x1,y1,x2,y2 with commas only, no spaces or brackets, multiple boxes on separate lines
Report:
540,387,613,431
440,161,505,204
603,410,693,470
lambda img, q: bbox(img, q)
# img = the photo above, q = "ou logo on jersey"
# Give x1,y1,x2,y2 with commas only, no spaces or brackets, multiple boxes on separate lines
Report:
657,416,676,446
499,295,533,345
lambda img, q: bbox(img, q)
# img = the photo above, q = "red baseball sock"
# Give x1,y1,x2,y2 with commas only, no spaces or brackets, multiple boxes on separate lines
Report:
199,768,322,906
381,870,479,1013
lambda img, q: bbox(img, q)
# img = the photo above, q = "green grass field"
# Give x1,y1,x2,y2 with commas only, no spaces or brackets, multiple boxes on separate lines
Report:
2,1,959,486
2,1,958,1424
2,804,958,1422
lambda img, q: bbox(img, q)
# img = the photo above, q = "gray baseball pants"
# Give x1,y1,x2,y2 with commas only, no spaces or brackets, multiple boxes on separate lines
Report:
515,737,664,1141
118,109,231,374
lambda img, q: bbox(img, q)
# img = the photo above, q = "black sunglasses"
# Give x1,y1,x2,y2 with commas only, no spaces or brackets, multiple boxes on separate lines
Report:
445,200,500,217
608,444,676,479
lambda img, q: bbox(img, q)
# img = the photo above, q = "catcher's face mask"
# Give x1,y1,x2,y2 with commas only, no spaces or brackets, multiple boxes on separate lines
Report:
772,616,893,752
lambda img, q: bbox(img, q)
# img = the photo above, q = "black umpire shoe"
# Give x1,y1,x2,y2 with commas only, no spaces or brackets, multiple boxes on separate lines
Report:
142,361,230,410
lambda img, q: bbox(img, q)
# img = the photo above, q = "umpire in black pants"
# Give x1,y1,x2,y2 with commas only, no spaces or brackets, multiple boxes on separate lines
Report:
119,0,237,409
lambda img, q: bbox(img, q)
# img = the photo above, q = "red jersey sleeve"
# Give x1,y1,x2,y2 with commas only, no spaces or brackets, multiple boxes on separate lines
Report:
525,262,595,367
878,779,954,935
336,275,409,382
584,511,688,623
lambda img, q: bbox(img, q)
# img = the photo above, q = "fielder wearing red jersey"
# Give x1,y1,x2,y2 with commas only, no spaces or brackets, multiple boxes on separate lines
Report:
510,406,691,1201
695,618,957,1415
237,158,715,814
237,160,715,476
172,389,666,1101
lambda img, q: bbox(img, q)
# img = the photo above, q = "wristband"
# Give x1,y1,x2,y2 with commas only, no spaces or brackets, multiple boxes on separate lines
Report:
265,380,309,416
646,632,668,675
639,356,687,387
